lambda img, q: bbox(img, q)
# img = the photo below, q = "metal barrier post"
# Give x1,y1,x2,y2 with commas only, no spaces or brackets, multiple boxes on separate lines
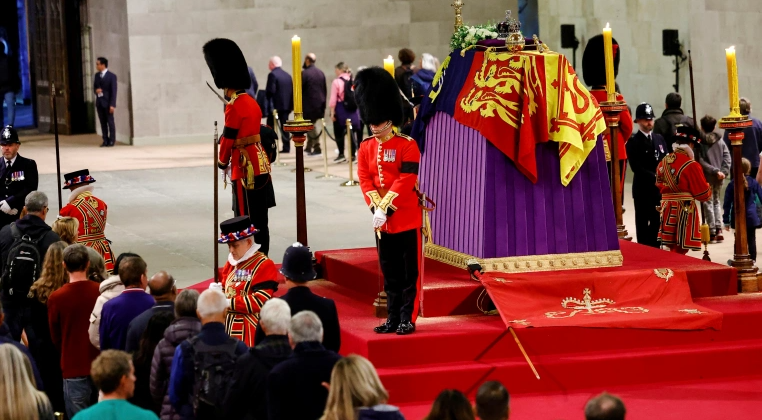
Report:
339,118,359,187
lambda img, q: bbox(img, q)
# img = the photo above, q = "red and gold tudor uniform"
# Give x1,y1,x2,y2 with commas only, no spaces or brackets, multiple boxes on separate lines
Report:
656,127,711,252
217,216,278,347
59,169,115,272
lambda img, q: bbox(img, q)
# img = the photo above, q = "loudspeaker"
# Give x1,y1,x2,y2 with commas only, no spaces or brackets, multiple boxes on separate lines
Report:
662,29,680,56
560,24,578,49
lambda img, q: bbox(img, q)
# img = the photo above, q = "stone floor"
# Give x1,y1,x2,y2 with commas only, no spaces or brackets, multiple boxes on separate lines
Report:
19,132,739,287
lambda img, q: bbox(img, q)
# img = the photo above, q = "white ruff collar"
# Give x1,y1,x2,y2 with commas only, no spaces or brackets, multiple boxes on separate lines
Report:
672,143,694,160
228,241,261,266
68,185,94,203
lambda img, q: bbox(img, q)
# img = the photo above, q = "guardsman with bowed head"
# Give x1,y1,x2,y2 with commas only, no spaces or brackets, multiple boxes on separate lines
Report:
59,169,115,272
582,34,633,196
627,103,670,248
203,38,276,256
0,126,38,228
355,67,422,335
656,125,711,254
209,215,278,347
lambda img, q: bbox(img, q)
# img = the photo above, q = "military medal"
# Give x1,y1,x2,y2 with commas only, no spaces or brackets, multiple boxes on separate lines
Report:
383,149,396,162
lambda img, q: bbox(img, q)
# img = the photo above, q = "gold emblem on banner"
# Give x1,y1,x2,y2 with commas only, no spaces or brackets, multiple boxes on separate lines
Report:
545,288,649,318
654,268,674,282
678,309,705,314
509,319,530,326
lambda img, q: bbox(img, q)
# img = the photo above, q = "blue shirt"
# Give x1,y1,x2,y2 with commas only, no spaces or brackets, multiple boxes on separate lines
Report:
99,289,155,351
723,115,762,168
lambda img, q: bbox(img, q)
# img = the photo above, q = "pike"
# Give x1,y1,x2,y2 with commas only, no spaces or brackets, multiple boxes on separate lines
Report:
688,50,711,261
213,121,220,283
206,82,229,105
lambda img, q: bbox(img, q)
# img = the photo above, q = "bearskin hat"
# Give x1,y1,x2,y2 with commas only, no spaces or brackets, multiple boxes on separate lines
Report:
582,34,620,88
203,38,251,91
354,67,404,127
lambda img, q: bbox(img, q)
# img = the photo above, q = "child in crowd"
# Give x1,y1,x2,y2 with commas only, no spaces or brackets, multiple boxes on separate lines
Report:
723,158,762,263
698,115,730,243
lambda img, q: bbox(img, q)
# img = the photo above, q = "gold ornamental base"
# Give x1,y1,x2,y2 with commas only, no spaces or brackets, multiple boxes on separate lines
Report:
425,243,623,274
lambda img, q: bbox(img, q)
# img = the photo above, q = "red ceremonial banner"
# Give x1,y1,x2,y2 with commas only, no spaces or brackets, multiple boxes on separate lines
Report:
479,268,722,330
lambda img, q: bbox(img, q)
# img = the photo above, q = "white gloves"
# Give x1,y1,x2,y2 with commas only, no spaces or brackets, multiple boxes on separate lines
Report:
220,166,231,179
208,282,223,292
0,201,11,214
227,299,232,309
373,208,387,229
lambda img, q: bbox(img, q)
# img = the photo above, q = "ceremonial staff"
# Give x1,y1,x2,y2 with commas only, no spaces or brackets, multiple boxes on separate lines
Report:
688,50,711,261
213,121,220,283
51,82,62,210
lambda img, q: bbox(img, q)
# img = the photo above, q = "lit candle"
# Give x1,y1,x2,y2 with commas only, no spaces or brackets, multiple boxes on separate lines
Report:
291,35,303,117
602,22,616,102
383,55,395,77
726,46,740,115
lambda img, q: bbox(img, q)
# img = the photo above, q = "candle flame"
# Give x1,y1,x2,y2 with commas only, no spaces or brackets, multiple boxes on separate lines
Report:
605,22,610,30
292,35,300,40
386,55,393,60
727,45,735,52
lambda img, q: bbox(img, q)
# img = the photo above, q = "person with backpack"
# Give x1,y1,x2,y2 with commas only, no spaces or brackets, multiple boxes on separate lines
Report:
0,191,60,341
329,62,361,163
169,289,247,420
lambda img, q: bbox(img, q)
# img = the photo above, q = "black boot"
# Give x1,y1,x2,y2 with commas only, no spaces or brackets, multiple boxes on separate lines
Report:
396,321,415,335
373,319,399,334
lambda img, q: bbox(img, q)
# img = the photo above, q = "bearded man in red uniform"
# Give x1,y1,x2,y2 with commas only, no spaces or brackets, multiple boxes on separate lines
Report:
656,125,711,254
209,216,278,346
204,38,275,255
59,169,114,272
582,34,633,196
356,67,422,335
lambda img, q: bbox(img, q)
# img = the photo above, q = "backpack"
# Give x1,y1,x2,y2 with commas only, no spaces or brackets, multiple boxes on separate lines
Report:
1,223,43,300
190,335,239,418
342,76,358,112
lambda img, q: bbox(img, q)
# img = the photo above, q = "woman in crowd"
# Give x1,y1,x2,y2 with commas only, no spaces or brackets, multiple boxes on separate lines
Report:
86,248,109,283
89,252,139,349
410,53,438,106
132,311,175,413
321,354,405,420
52,217,79,245
329,62,362,163
424,389,475,420
27,241,68,413
0,344,55,420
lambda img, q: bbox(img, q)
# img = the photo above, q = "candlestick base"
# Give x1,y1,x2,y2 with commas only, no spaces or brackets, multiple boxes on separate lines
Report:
284,119,315,246
719,114,752,132
599,100,631,242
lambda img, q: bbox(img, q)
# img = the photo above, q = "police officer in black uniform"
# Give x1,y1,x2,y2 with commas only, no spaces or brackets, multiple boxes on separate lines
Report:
626,103,670,248
0,126,38,228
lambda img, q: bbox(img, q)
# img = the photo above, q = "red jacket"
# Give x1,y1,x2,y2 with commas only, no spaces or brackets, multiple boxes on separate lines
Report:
590,89,632,160
218,92,269,181
358,133,422,234
60,190,115,272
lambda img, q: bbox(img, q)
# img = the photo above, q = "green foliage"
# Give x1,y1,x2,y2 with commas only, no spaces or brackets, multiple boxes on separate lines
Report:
450,24,499,52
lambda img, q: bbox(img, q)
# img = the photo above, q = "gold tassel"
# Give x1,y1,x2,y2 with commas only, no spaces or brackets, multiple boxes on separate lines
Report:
700,223,711,245
245,161,255,190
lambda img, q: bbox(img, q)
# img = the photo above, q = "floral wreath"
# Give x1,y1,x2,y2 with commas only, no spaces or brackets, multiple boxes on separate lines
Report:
218,225,258,244
450,24,499,51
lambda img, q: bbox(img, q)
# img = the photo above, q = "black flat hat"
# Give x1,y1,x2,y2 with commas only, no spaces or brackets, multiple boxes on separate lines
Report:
219,216,258,244
63,169,96,189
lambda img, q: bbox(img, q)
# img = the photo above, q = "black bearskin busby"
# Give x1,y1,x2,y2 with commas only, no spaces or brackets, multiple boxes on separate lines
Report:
203,38,251,91
354,67,404,127
582,34,620,88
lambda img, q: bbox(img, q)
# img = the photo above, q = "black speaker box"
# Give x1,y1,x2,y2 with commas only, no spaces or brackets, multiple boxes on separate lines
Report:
561,24,577,48
662,29,680,56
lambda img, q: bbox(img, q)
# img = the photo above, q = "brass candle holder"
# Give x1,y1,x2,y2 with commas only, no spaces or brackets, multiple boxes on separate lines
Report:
599,99,631,241
284,113,315,246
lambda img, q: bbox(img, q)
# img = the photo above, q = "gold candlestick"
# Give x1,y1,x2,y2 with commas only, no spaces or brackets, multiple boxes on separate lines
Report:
725,46,741,116
291,35,303,118
602,22,616,102
451,0,464,31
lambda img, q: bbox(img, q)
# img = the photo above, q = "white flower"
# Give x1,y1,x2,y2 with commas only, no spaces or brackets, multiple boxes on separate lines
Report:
461,42,466,48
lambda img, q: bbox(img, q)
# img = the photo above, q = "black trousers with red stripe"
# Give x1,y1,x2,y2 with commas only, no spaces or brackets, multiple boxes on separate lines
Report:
233,176,275,255
377,228,421,323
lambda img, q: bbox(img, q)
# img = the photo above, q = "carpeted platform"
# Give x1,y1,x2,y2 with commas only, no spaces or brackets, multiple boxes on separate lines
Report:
316,240,737,317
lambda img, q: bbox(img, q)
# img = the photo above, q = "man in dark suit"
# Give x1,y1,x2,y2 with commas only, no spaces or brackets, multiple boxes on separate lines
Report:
94,57,117,147
267,311,340,420
253,243,340,352
302,53,327,156
265,56,293,153
626,103,670,248
0,126,38,228
245,65,259,99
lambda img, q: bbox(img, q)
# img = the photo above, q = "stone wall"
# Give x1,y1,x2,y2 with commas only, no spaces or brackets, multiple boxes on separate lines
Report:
124,0,517,145
88,0,132,143
539,0,762,126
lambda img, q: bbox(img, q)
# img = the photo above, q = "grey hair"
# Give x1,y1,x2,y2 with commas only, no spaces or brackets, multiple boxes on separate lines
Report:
175,289,200,318
289,310,323,344
421,53,437,72
25,191,48,213
260,298,291,335
270,56,282,67
197,289,227,318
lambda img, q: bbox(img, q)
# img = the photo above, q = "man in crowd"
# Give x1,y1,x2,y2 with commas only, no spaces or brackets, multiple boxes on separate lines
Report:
223,298,292,420
356,67,422,335
48,244,101,417
584,392,626,420
726,97,762,178
94,57,117,147
0,126,38,228
72,350,158,420
100,256,154,350
476,381,510,420
0,299,43,389
125,271,176,353
654,92,690,139
245,65,258,99
0,191,59,340
210,215,278,347
267,311,341,420
699,115,730,243
59,169,115,272
302,52,327,156
0,27,20,126
266,55,294,153
626,103,670,248
169,289,247,419
253,242,340,351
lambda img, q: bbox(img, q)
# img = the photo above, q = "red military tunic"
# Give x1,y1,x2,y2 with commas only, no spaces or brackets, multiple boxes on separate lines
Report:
357,132,422,233
60,188,115,273
656,148,711,250
218,92,270,181
220,250,278,347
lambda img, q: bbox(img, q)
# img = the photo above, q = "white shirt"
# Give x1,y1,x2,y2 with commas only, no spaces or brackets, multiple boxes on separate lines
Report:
5,155,17,168
639,129,653,140
100,69,108,78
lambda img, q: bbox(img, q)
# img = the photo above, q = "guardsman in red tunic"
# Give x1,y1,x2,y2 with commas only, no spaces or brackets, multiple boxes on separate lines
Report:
204,38,276,255
209,216,278,346
583,35,633,195
656,125,711,254
355,67,422,335
59,169,115,272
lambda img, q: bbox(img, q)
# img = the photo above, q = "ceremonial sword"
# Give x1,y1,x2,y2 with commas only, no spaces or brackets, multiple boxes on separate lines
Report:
206,82,229,105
